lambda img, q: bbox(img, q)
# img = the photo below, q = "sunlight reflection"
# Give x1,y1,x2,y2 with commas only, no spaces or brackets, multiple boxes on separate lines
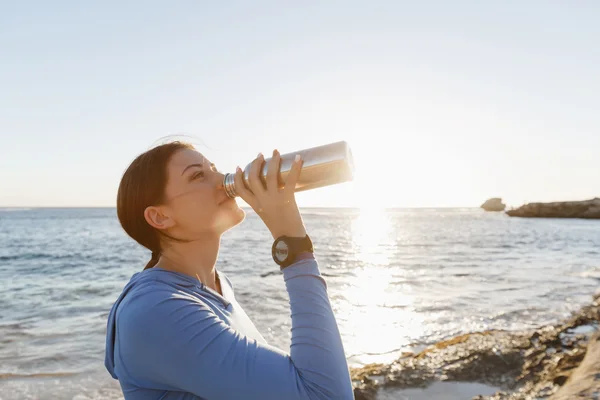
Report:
336,207,426,366
352,206,393,266
338,266,425,366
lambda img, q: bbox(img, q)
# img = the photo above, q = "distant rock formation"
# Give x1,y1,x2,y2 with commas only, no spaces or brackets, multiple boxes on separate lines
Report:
481,198,506,212
506,198,600,219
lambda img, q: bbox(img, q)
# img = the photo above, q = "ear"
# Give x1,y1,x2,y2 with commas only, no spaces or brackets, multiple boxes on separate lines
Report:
144,205,175,231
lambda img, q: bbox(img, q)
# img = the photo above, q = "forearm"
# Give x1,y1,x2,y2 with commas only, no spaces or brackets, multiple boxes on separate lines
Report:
282,257,354,398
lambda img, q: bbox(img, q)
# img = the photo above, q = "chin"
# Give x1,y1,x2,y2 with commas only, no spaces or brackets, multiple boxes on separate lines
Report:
218,205,245,234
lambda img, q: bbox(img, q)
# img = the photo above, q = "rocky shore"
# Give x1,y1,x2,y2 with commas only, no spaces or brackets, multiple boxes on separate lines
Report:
351,293,600,399
506,198,600,219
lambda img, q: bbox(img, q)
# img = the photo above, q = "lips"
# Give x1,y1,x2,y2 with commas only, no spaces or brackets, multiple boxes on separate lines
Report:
219,197,232,206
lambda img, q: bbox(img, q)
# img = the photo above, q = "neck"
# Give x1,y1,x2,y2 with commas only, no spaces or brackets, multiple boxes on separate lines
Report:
157,233,222,292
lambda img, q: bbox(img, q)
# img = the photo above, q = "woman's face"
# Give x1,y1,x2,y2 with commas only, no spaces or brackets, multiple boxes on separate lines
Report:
159,148,245,239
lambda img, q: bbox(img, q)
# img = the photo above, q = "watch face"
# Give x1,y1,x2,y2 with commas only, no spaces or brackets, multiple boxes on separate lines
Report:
273,240,289,263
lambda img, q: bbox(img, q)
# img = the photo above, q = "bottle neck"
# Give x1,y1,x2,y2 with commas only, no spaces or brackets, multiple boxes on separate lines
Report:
223,173,237,198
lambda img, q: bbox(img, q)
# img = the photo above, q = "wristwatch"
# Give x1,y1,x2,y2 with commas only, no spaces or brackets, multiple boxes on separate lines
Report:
272,235,314,269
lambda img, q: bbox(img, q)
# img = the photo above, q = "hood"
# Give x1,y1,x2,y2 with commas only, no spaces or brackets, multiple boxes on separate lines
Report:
104,267,209,379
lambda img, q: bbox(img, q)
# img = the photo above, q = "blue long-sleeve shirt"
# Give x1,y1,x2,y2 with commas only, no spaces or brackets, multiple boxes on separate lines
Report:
104,257,354,399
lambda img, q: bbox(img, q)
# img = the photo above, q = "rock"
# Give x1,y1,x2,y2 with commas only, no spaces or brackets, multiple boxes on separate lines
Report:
506,198,600,219
351,293,600,399
550,333,600,399
481,198,506,212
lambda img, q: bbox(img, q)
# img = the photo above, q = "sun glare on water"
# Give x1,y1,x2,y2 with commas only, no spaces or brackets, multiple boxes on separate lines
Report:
331,203,425,366
352,206,392,266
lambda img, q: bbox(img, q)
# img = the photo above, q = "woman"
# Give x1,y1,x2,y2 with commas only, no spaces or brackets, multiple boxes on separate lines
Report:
104,141,354,399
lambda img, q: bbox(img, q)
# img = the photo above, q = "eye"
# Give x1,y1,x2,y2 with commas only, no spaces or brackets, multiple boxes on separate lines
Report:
192,171,204,180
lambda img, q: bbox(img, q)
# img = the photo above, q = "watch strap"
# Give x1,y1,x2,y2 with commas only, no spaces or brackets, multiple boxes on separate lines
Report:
295,252,315,261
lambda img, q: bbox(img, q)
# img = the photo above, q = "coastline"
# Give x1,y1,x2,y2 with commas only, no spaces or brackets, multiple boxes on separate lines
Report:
351,293,600,399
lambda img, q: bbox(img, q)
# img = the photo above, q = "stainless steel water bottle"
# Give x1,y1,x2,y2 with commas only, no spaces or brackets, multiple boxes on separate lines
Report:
223,141,355,198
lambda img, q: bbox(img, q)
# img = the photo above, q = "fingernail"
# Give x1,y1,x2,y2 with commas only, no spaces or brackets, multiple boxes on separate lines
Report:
257,152,263,159
294,154,302,162
236,166,241,172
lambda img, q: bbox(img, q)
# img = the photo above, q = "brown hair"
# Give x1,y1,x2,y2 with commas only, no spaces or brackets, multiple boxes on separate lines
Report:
117,141,195,270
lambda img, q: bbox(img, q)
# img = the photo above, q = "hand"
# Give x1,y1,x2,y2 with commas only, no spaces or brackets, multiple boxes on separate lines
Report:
234,149,307,240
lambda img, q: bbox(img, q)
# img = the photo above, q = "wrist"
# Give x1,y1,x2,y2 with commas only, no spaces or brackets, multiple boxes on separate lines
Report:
269,208,306,239
272,232,306,240
271,227,307,240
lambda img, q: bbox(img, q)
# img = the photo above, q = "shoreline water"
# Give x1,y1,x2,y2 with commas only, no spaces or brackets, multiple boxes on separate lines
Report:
2,207,599,399
351,292,600,399
5,293,599,400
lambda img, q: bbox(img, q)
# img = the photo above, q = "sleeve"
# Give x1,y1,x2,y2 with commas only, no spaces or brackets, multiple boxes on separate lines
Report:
119,258,354,400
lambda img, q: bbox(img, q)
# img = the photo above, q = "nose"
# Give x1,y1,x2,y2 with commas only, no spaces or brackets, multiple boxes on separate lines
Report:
215,171,226,190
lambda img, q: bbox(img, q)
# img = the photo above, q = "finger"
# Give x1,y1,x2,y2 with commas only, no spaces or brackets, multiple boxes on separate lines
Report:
266,149,281,194
233,166,257,208
283,154,303,197
247,153,266,197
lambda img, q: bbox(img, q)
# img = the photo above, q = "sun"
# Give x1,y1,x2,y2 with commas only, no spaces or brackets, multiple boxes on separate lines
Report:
350,164,387,211
346,138,393,210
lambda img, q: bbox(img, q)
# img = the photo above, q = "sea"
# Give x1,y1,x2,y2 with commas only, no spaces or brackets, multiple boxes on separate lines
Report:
1,207,599,399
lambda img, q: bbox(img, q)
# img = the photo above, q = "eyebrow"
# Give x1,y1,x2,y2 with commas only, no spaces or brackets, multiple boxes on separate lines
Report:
181,163,203,176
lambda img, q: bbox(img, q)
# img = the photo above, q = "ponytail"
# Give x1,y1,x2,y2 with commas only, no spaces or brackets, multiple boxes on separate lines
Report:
144,251,160,270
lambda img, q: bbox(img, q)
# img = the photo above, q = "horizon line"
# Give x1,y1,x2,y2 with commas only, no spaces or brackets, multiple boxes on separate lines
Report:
0,205,484,210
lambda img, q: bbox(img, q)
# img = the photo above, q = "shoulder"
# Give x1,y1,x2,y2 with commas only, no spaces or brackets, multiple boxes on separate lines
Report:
117,279,213,332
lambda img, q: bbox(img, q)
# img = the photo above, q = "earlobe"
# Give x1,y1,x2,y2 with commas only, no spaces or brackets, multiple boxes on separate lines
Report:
144,206,174,230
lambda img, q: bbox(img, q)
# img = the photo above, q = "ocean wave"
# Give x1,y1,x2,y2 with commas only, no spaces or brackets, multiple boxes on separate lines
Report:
0,371,78,380
0,253,74,262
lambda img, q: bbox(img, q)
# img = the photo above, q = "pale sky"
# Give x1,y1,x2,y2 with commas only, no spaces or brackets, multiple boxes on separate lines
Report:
1,1,599,208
